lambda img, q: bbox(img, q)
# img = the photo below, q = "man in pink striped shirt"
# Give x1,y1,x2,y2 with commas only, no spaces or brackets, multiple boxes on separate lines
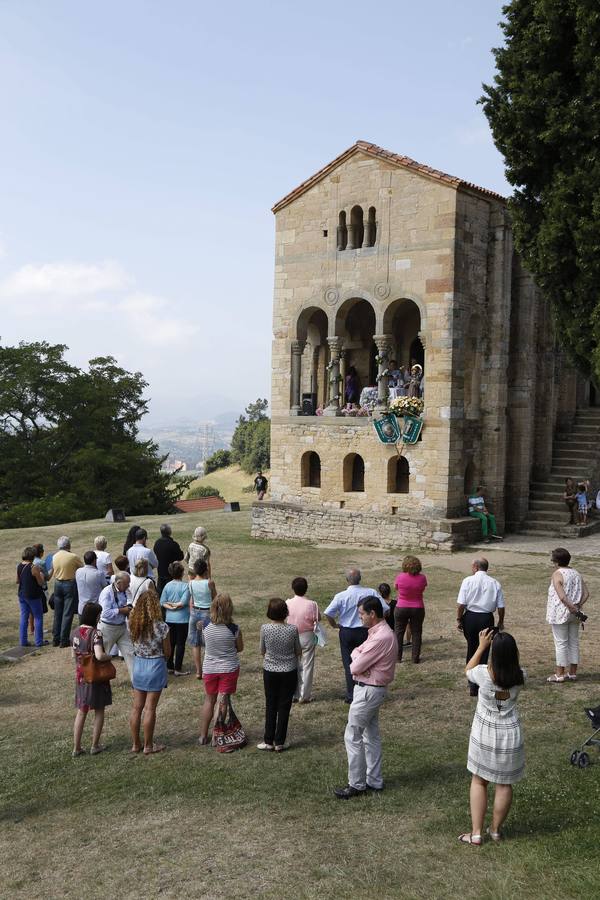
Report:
334,596,398,799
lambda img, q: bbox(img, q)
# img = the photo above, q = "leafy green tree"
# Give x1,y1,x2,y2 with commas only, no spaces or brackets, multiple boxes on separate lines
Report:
204,449,232,473
480,1,600,377
230,398,270,474
0,341,190,526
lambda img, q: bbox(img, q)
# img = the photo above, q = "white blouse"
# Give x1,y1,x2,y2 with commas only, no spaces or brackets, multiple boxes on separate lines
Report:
546,567,583,625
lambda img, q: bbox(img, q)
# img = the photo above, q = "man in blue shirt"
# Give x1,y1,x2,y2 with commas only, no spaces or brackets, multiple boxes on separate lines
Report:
98,573,134,680
324,568,389,703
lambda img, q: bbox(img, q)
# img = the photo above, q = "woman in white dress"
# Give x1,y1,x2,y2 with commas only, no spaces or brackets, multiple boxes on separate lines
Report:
546,547,588,683
459,628,525,846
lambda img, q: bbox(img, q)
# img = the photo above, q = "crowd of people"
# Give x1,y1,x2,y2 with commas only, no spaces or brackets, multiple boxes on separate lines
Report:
14,526,591,843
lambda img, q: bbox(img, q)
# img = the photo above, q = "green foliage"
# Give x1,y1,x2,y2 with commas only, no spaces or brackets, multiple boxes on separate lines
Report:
204,449,232,473
186,484,223,499
0,341,191,527
480,1,600,378
230,398,270,474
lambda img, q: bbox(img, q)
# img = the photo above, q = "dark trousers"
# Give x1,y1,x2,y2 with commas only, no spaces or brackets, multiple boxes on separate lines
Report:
339,626,368,701
263,669,298,746
53,579,78,646
395,606,425,662
167,622,188,671
462,610,494,695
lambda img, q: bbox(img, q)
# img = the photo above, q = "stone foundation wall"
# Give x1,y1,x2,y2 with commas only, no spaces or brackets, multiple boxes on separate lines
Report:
251,500,481,552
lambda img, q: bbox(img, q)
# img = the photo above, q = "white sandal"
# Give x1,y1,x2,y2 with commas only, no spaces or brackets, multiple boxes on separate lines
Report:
486,827,502,842
458,833,482,846
547,674,566,683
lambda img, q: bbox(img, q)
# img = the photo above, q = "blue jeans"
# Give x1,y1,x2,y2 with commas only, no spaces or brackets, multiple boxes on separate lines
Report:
53,579,77,646
19,597,44,646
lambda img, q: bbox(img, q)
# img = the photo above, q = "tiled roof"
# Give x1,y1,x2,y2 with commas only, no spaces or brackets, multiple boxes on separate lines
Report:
174,497,226,512
271,140,505,212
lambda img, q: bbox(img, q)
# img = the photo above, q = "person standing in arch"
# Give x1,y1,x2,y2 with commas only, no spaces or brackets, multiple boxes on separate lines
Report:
407,364,423,398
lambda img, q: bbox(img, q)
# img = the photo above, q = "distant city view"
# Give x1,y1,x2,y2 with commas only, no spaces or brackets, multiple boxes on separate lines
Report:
140,411,239,473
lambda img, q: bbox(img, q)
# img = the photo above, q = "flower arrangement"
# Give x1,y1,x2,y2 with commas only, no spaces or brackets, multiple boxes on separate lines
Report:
341,404,371,417
389,395,424,418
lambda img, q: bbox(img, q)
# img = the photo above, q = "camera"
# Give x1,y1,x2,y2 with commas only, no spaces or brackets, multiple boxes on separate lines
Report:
574,609,588,623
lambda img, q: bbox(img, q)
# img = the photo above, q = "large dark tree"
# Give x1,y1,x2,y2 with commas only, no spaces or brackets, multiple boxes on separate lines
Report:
480,1,600,378
0,341,189,526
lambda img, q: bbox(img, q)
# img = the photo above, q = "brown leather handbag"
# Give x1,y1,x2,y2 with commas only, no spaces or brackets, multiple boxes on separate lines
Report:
81,629,117,684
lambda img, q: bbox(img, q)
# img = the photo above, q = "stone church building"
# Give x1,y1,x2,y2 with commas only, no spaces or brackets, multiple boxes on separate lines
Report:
251,141,589,550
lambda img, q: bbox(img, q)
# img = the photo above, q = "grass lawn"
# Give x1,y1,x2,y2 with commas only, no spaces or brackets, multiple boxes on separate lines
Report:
185,464,268,502
1,509,599,899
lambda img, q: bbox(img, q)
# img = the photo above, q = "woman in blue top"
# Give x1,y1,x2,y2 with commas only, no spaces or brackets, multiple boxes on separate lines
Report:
160,561,191,676
187,558,216,679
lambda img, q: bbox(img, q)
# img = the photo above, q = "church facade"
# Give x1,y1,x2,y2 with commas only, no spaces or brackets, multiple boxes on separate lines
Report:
251,141,584,550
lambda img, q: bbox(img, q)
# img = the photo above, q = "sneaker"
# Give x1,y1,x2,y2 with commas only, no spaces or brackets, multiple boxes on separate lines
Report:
257,742,274,751
334,785,366,800
490,534,504,541
366,783,384,792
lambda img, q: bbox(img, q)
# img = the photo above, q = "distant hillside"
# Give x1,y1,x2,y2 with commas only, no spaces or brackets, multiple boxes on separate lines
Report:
186,464,270,502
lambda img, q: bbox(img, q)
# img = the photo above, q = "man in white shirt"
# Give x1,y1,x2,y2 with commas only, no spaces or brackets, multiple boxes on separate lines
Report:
126,528,158,579
75,551,106,618
456,558,505,696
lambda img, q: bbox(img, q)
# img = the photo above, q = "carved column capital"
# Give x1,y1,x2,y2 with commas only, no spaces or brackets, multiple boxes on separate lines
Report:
373,333,394,353
291,339,306,356
417,331,427,349
327,336,342,357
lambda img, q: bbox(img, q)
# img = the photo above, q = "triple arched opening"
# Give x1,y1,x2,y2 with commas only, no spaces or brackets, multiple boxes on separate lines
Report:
301,450,410,494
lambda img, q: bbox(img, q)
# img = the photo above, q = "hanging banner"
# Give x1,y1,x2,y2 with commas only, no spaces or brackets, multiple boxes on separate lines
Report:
401,414,423,444
373,413,401,444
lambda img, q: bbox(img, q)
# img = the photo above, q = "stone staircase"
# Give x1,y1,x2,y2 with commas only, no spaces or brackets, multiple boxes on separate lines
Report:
524,407,600,537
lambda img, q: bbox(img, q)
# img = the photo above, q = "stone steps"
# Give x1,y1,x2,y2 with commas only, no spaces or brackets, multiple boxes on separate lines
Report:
521,407,600,536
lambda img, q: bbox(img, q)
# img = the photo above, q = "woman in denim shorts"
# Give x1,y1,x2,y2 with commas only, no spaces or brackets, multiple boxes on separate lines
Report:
188,559,216,679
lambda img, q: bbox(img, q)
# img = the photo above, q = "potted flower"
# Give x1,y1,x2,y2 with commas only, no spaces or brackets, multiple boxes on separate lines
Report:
389,396,424,418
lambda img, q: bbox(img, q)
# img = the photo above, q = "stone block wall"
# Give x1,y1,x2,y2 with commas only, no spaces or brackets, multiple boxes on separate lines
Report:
251,500,482,552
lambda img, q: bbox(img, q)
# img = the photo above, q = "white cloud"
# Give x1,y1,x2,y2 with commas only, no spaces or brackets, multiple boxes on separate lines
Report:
0,259,132,296
117,292,197,346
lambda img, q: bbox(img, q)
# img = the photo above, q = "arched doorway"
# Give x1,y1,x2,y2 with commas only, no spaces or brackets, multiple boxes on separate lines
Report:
335,298,377,399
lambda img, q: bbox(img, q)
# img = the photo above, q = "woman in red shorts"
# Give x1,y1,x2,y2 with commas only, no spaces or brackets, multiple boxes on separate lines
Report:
198,593,244,745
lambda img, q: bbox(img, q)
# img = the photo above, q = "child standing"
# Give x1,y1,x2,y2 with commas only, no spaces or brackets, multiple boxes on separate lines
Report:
576,482,588,525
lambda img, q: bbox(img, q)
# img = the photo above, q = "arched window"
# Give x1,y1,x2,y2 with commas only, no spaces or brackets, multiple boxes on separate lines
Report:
387,456,409,493
365,206,377,247
337,211,348,251
349,206,364,249
301,451,321,488
344,453,365,492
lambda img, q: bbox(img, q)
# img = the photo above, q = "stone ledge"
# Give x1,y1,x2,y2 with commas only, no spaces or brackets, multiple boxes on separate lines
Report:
251,500,480,552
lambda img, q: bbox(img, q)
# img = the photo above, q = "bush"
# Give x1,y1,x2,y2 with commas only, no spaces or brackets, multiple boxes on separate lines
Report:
186,484,223,500
204,449,232,474
0,494,86,529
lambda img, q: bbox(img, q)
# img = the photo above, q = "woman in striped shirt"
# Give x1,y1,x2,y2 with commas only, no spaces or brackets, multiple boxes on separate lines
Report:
198,593,244,746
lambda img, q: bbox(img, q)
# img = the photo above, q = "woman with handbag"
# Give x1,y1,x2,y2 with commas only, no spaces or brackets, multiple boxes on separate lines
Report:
198,593,244,746
258,598,301,752
286,577,320,703
71,601,114,757
128,589,171,754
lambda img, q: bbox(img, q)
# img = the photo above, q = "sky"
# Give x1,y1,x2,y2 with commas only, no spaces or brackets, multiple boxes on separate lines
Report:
0,0,509,426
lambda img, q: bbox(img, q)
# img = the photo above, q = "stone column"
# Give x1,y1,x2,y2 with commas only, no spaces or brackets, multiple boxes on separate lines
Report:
374,334,393,413
324,337,342,416
347,222,356,250
310,345,319,398
290,340,305,416
363,219,373,248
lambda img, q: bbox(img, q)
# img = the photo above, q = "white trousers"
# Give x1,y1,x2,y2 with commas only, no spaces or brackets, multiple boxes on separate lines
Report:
294,631,316,701
98,622,134,680
551,617,580,667
344,684,387,790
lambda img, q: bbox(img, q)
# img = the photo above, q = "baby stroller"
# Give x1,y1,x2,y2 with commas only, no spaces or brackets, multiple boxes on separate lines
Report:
570,705,600,768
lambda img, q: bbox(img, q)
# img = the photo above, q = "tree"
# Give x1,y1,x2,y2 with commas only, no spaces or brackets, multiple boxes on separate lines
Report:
204,449,232,473
230,398,270,474
480,1,600,378
0,341,190,526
